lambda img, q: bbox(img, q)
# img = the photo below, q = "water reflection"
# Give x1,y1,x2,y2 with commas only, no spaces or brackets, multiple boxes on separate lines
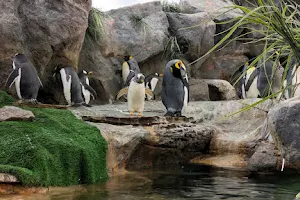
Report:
3,164,300,200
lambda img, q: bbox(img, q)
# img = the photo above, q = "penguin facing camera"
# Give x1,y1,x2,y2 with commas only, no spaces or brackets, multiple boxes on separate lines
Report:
77,70,97,105
145,73,163,100
5,53,43,104
161,59,189,117
53,64,90,107
122,55,141,87
116,73,153,116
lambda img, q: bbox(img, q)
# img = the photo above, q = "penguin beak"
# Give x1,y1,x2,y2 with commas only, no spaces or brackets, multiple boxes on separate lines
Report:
159,74,163,77
88,71,93,75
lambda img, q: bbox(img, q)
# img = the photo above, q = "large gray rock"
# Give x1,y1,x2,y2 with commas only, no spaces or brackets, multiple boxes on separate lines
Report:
0,0,92,91
166,12,215,61
191,42,248,81
248,142,279,172
189,78,210,101
268,97,300,169
204,79,237,100
180,0,244,44
101,1,169,62
79,1,169,103
0,106,34,122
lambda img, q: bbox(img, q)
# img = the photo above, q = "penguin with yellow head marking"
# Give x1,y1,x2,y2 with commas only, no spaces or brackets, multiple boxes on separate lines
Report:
161,59,189,117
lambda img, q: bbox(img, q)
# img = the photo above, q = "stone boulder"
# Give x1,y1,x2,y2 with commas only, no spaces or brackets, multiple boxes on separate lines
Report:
191,42,248,81
79,1,169,103
204,79,237,100
166,12,215,61
248,142,279,172
189,78,210,101
101,1,169,62
268,97,300,169
0,106,34,122
180,0,244,44
0,0,92,91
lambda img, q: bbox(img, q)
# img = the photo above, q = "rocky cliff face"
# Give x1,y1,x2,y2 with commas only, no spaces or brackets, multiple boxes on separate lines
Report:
0,0,265,103
0,0,91,101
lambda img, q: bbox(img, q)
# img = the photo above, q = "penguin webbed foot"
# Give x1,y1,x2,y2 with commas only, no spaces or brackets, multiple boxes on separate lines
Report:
23,99,39,105
165,111,175,117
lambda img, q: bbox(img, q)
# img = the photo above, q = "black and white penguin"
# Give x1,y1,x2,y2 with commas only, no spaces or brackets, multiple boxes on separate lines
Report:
122,55,140,87
161,59,189,117
240,62,260,98
5,53,43,103
116,73,153,116
77,70,97,105
283,58,300,99
240,52,283,99
53,64,89,107
144,72,163,100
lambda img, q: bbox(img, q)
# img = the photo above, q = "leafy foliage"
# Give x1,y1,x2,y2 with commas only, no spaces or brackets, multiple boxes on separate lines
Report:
163,36,182,60
161,0,182,13
85,8,106,44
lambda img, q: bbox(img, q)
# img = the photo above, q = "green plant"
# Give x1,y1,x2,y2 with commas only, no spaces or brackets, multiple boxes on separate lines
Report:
190,0,300,101
161,0,182,13
85,8,106,44
163,36,182,60
130,14,151,42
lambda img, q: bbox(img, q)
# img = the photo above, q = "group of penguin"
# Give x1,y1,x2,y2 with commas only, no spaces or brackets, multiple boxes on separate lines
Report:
117,55,189,117
239,52,300,100
5,53,96,107
5,53,190,117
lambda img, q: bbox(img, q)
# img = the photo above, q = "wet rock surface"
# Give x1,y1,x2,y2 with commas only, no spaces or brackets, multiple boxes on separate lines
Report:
0,106,35,122
70,99,274,172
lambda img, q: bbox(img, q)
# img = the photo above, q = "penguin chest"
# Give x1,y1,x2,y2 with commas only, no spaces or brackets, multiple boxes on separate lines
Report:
122,62,130,83
128,82,145,112
244,70,259,98
60,69,72,105
82,77,91,104
82,86,91,104
15,68,22,99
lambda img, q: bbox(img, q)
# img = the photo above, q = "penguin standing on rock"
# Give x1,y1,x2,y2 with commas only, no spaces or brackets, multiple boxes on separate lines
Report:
5,53,43,103
161,59,189,117
77,70,97,105
53,64,89,107
122,55,140,86
145,73,163,100
116,73,153,116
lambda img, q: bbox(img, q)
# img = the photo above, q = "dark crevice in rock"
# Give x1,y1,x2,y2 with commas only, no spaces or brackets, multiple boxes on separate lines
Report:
208,85,222,101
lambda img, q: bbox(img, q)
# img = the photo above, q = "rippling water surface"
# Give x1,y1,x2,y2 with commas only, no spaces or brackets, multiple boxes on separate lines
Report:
3,164,300,200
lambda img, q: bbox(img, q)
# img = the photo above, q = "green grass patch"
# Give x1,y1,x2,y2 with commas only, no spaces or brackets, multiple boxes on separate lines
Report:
0,91,107,186
0,90,15,107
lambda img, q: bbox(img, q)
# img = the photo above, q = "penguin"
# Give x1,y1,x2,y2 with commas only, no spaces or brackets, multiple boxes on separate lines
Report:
144,72,163,100
116,73,153,116
161,59,189,117
122,55,140,87
77,70,97,105
5,53,42,103
240,62,260,98
53,64,89,107
240,52,283,99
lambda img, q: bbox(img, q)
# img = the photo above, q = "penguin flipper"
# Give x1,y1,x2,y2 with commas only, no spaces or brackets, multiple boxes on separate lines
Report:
125,71,135,87
145,88,154,97
82,83,97,100
5,69,19,89
116,87,128,100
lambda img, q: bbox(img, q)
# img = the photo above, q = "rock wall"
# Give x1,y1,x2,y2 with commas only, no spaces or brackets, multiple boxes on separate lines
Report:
0,0,91,102
0,0,266,103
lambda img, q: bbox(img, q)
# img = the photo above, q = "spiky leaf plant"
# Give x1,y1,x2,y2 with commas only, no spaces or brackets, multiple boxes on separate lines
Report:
85,8,106,45
190,0,300,104
163,36,182,60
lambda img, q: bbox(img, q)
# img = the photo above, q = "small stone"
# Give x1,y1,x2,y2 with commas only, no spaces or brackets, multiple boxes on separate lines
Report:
0,106,35,122
0,173,19,183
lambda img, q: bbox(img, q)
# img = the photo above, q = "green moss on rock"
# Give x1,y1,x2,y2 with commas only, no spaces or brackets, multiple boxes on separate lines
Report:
0,91,107,186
